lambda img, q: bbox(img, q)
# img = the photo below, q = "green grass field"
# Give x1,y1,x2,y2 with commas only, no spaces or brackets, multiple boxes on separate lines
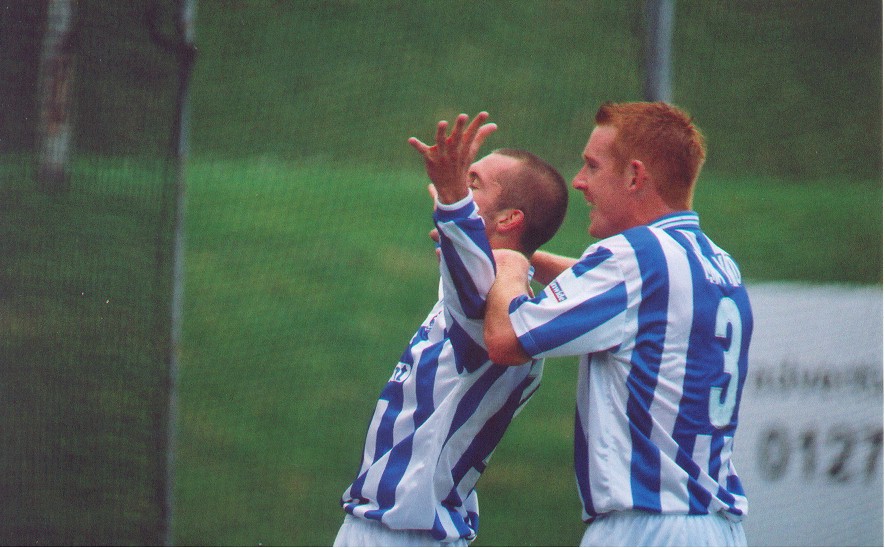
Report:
1,152,880,545
174,157,881,546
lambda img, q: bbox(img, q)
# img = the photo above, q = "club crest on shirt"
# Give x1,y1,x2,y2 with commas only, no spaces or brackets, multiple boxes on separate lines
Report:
390,362,413,383
550,281,567,302
418,310,442,340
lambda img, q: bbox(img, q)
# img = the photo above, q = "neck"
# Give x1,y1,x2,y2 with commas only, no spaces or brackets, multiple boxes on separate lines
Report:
489,234,525,255
634,190,684,226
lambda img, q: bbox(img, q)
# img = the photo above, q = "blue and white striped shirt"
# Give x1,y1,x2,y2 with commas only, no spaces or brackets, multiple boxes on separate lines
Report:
341,192,543,542
508,212,752,522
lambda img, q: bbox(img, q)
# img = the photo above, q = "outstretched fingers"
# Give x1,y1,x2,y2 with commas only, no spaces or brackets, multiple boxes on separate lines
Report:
435,120,449,154
462,111,489,144
411,112,495,158
408,136,431,155
448,114,469,151
459,112,497,161
469,122,498,159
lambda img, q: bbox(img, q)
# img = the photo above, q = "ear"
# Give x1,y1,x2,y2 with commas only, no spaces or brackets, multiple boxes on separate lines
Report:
494,208,525,235
628,160,648,191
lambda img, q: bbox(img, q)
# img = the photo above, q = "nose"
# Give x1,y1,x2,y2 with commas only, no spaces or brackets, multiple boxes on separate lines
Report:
572,170,587,191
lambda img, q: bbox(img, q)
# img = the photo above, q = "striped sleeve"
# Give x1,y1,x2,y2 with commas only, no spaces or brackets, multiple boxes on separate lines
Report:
509,242,630,359
433,192,495,371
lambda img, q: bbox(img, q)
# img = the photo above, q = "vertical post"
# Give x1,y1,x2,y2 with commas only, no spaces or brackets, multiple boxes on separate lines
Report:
163,0,196,545
36,0,77,192
643,0,674,103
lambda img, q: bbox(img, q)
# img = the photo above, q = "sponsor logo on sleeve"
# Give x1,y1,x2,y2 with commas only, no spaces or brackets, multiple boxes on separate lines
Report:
550,281,567,302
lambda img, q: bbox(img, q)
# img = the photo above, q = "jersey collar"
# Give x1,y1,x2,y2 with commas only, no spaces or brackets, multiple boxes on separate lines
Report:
649,211,700,231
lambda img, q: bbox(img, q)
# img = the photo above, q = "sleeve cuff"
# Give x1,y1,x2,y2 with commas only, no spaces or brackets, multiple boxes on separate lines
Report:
508,294,541,358
434,189,477,221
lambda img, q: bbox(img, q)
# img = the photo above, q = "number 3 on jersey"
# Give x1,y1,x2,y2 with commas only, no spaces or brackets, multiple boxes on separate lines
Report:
709,297,742,429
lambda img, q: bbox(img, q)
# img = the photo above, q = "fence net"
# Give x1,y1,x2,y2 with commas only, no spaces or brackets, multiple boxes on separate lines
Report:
0,1,182,544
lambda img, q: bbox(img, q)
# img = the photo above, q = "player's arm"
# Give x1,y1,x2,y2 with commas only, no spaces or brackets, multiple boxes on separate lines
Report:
484,249,533,366
426,185,497,318
410,111,499,320
488,243,632,366
530,250,578,286
434,193,495,320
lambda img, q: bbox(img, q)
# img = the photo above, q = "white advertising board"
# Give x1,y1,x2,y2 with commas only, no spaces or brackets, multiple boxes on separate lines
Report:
736,283,883,546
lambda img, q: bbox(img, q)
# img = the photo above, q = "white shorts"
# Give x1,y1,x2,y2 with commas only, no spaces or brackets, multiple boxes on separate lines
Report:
333,514,470,547
580,511,747,547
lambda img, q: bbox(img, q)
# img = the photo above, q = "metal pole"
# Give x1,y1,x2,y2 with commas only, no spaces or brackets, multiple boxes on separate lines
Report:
36,0,77,192
643,0,674,103
164,0,196,545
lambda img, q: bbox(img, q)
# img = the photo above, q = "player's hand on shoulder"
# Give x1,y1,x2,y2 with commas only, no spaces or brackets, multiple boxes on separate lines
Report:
492,248,531,275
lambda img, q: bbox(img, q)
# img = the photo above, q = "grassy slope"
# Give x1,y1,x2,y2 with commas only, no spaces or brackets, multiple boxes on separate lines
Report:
189,1,882,181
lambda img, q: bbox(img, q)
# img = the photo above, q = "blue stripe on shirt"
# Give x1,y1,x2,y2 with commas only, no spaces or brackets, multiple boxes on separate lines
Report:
439,235,486,319
727,473,746,506
436,212,493,320
574,406,595,519
573,246,615,277
348,375,407,507
446,371,538,506
669,227,750,514
515,282,628,357
623,227,669,513
667,227,718,513
364,434,415,520
445,365,508,446
374,378,406,462
355,340,444,513
448,318,489,373
414,340,444,427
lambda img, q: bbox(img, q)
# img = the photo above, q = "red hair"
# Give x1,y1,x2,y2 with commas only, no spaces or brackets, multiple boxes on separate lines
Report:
595,101,706,209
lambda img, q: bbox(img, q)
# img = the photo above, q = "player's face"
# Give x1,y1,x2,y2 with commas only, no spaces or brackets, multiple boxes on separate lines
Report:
572,126,633,239
467,153,520,239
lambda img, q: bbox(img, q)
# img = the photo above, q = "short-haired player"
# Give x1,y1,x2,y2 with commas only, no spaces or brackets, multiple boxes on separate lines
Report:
334,112,568,546
485,102,752,546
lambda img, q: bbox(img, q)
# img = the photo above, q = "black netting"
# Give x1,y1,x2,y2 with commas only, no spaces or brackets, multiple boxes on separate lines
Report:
1,1,186,544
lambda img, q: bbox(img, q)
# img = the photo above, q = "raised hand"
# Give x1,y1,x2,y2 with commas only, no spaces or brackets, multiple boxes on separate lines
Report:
408,112,497,204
